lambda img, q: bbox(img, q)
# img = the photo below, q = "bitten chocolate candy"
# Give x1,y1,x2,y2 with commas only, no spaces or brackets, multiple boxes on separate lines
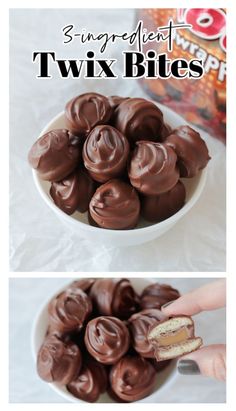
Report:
37,335,82,385
65,92,112,137
140,282,180,310
114,98,164,144
148,315,203,361
67,357,107,402
84,316,130,364
89,179,140,229
129,141,179,195
48,288,92,334
83,125,129,183
128,309,167,358
89,278,139,319
110,355,156,402
28,129,81,182
141,180,186,222
166,125,210,177
50,169,95,215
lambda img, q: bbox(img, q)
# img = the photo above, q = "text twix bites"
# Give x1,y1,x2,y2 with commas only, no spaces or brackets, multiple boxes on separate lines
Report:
138,9,226,142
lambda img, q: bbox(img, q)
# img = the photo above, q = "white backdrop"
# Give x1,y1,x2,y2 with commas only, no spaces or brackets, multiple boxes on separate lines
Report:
9,9,226,271
9,277,226,403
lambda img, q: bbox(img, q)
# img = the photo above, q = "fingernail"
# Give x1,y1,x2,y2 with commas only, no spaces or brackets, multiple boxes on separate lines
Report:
178,360,200,375
161,300,175,309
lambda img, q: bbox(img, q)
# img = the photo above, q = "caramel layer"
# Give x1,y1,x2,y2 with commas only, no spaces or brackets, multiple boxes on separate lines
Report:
158,327,189,347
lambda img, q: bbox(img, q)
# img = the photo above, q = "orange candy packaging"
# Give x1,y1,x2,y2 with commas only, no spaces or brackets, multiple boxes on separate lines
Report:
138,9,226,142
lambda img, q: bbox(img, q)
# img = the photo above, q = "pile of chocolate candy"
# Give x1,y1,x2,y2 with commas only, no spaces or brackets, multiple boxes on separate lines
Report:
28,93,210,229
37,278,180,402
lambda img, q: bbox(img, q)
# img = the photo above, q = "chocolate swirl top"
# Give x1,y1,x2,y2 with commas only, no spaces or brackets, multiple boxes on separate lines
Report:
166,125,210,177
141,180,186,223
114,98,164,144
67,357,107,403
67,279,96,294
37,335,82,385
83,125,129,183
48,288,92,334
128,309,167,358
50,169,95,215
129,141,179,195
84,316,130,364
89,179,140,230
110,355,156,402
65,93,112,137
140,283,180,310
108,95,129,110
89,278,139,319
28,129,81,182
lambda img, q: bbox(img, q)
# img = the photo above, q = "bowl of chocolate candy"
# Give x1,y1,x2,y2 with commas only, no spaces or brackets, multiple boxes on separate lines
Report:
32,278,184,403
28,93,210,246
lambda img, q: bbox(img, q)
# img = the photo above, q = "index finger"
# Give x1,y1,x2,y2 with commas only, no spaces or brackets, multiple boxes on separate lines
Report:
162,279,226,316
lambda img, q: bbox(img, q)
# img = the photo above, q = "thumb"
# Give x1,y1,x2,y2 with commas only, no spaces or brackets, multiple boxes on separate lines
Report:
178,344,226,382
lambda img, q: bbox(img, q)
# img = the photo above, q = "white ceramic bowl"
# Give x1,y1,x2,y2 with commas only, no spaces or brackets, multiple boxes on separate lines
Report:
31,278,177,403
32,102,207,246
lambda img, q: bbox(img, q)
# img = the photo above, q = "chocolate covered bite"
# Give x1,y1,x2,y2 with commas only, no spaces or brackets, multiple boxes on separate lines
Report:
48,288,92,334
37,335,82,385
129,141,179,195
67,279,96,294
84,316,130,364
83,125,129,183
114,97,163,144
89,278,139,319
89,179,140,229
166,125,210,177
28,129,81,182
110,355,156,402
128,309,167,358
141,180,186,223
65,92,112,137
67,357,107,403
108,95,129,110
50,169,95,215
148,316,203,361
140,282,180,310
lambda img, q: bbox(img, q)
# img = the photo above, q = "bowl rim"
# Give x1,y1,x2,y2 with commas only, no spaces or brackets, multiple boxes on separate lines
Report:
31,277,178,403
32,108,207,236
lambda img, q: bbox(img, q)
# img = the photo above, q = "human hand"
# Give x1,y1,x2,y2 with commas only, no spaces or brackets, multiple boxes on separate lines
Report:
161,279,226,381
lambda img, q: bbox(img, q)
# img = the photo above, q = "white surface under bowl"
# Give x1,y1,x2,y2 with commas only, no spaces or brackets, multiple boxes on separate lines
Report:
32,103,207,246
31,278,177,403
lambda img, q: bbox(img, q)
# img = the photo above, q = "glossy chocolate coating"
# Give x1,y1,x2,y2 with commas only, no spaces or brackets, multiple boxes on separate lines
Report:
28,129,81,182
166,125,210,177
84,316,130,364
128,309,167,358
110,355,156,402
129,141,179,195
67,357,107,402
48,288,92,334
89,278,139,319
83,125,129,183
67,279,96,294
140,283,180,310
114,98,163,144
141,180,186,222
37,335,82,385
50,169,95,215
65,93,112,137
108,95,129,110
160,123,172,141
89,179,140,229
